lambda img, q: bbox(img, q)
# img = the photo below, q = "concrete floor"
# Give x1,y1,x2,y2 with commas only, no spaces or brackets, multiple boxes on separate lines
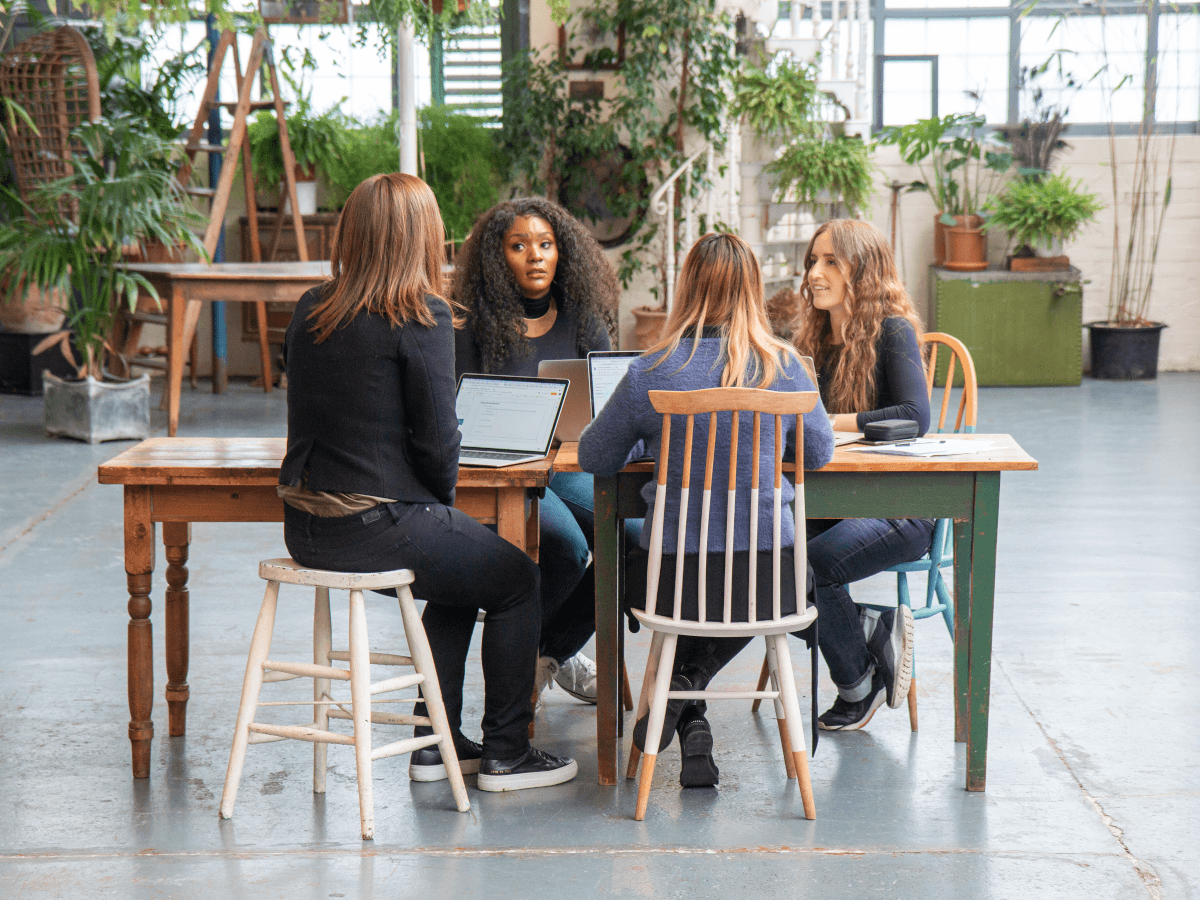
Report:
0,375,1195,899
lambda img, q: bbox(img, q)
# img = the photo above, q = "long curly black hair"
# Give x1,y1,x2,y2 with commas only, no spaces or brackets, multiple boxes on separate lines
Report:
450,197,620,372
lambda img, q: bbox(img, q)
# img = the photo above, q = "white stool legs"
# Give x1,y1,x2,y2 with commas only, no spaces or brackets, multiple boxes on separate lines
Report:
220,562,469,840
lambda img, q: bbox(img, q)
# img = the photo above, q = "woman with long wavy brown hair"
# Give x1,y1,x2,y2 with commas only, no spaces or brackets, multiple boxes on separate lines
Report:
792,218,931,732
279,174,577,791
451,197,620,711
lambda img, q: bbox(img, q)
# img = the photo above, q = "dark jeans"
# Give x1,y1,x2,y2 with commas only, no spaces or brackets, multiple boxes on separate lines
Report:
283,501,541,759
807,517,935,698
540,472,644,662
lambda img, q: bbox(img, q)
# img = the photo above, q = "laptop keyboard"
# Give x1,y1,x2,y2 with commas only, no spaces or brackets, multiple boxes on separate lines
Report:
460,450,533,461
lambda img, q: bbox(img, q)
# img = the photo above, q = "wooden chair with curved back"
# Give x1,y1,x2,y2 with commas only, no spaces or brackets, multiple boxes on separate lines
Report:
627,387,820,822
881,332,977,731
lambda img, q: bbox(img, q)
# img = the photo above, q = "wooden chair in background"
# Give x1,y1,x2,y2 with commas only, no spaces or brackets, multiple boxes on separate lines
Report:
626,387,820,821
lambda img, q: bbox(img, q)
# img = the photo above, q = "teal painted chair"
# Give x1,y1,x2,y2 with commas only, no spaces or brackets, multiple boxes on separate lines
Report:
881,332,977,731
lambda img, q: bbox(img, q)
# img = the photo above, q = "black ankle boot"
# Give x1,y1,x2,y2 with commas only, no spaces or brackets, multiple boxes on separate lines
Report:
677,707,719,787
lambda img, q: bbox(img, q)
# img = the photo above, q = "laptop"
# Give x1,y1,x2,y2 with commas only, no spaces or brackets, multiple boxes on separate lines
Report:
455,374,569,467
587,350,641,418
537,358,590,445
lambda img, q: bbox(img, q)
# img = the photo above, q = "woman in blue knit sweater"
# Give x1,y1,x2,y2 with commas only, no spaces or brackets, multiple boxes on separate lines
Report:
578,233,835,787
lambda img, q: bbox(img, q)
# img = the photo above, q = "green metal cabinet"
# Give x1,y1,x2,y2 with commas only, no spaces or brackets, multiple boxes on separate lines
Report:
929,266,1083,386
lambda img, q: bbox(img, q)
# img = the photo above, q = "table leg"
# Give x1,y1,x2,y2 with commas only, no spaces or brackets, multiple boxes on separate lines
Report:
166,286,186,438
952,517,972,744
525,492,540,564
495,486,527,554
593,475,620,785
124,486,156,778
163,522,191,737
965,473,1001,792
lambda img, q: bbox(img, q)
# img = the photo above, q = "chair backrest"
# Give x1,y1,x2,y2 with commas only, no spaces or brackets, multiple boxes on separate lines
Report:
0,26,101,212
644,387,819,626
923,332,978,434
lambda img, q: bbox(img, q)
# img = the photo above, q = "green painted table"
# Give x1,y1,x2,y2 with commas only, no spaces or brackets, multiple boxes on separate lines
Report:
554,434,1038,792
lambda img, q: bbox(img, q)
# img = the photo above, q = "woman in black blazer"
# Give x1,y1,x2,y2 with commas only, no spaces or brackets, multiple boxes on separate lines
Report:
280,173,577,792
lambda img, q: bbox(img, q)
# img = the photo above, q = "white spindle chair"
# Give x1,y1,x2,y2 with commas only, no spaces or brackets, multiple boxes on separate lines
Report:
626,387,820,821
219,560,469,840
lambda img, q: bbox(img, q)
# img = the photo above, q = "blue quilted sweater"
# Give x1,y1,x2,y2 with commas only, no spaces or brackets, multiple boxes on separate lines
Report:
577,337,834,553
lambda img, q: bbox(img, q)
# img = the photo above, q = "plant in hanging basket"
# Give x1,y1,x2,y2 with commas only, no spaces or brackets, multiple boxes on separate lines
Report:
984,170,1102,271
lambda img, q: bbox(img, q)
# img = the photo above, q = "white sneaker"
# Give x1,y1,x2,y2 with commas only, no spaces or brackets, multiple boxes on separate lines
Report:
534,655,559,712
552,651,598,704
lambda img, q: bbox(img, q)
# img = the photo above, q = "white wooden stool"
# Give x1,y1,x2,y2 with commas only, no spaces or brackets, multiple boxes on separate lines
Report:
219,559,469,839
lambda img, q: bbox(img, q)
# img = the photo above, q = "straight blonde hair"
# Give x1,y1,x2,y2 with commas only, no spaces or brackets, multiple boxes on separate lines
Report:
308,173,454,343
648,233,800,388
792,219,924,413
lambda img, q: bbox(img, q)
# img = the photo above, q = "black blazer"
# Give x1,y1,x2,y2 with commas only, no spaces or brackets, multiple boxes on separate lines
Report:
280,287,461,506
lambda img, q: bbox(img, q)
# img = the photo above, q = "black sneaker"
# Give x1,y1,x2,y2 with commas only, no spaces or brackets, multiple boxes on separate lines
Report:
409,735,483,783
677,711,719,788
866,606,914,709
817,671,886,731
476,747,579,792
632,674,695,754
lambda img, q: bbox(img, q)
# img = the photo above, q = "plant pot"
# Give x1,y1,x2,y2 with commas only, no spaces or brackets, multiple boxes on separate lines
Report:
0,326,79,395
1008,255,1070,272
942,215,988,272
43,371,151,443
283,178,318,217
1086,321,1167,380
0,282,69,333
631,306,668,351
933,212,947,267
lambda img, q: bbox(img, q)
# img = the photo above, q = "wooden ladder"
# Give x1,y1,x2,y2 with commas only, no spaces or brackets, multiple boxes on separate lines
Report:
120,28,307,394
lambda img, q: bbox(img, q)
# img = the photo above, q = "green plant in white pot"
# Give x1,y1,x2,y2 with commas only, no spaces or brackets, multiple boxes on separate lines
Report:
984,171,1103,271
0,114,207,441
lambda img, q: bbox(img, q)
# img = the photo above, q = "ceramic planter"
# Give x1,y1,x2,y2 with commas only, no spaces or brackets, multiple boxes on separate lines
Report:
942,215,987,272
43,371,151,443
631,306,668,350
1086,321,1167,380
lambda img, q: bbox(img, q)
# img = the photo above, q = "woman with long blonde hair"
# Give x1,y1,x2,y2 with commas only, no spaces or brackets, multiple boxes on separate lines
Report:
279,174,578,792
579,233,835,788
793,218,932,732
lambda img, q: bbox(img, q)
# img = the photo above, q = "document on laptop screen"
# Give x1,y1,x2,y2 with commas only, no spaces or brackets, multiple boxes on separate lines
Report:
589,354,638,417
456,378,564,452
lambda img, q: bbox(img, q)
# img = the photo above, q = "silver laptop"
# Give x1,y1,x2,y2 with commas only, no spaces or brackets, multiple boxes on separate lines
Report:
587,350,641,418
455,374,569,467
537,358,590,445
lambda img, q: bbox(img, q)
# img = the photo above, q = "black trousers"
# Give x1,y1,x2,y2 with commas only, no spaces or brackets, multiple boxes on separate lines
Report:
284,501,541,759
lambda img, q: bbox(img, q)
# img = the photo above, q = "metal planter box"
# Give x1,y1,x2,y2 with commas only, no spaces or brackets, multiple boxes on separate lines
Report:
929,265,1083,386
43,372,151,443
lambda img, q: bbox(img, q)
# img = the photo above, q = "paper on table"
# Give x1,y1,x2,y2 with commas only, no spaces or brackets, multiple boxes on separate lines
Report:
851,438,996,457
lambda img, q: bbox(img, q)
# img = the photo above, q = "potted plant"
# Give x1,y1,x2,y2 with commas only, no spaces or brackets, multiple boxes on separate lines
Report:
247,99,349,215
0,114,207,442
984,171,1103,271
876,112,1012,270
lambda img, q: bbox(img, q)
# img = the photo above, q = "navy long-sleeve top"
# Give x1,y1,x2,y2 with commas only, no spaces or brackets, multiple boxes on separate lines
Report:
819,316,930,435
578,336,835,553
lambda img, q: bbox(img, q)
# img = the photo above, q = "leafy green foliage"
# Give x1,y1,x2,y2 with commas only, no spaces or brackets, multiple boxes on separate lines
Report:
731,56,826,141
983,171,1103,252
418,105,503,242
322,112,402,209
876,113,1012,217
247,102,352,192
768,136,875,215
0,116,207,380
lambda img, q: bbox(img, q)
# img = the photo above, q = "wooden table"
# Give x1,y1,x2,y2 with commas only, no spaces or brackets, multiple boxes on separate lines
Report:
123,262,331,438
554,434,1038,792
97,437,552,779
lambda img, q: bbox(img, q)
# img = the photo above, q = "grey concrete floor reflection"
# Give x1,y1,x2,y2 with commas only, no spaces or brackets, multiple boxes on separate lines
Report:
0,375,1195,899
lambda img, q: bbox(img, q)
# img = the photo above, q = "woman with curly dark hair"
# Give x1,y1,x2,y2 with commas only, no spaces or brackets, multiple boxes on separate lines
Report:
452,197,622,711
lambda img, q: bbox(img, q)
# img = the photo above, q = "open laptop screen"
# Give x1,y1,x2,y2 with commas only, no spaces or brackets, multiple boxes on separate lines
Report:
588,351,641,418
456,374,567,453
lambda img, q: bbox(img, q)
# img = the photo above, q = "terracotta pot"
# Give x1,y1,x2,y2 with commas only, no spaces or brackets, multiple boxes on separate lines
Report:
933,212,947,267
942,215,988,272
0,281,69,333
631,306,668,351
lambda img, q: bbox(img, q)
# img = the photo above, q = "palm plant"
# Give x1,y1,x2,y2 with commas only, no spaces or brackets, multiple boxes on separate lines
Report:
0,115,207,380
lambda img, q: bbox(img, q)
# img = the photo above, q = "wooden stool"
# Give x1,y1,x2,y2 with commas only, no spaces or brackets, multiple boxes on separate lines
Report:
218,559,469,839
